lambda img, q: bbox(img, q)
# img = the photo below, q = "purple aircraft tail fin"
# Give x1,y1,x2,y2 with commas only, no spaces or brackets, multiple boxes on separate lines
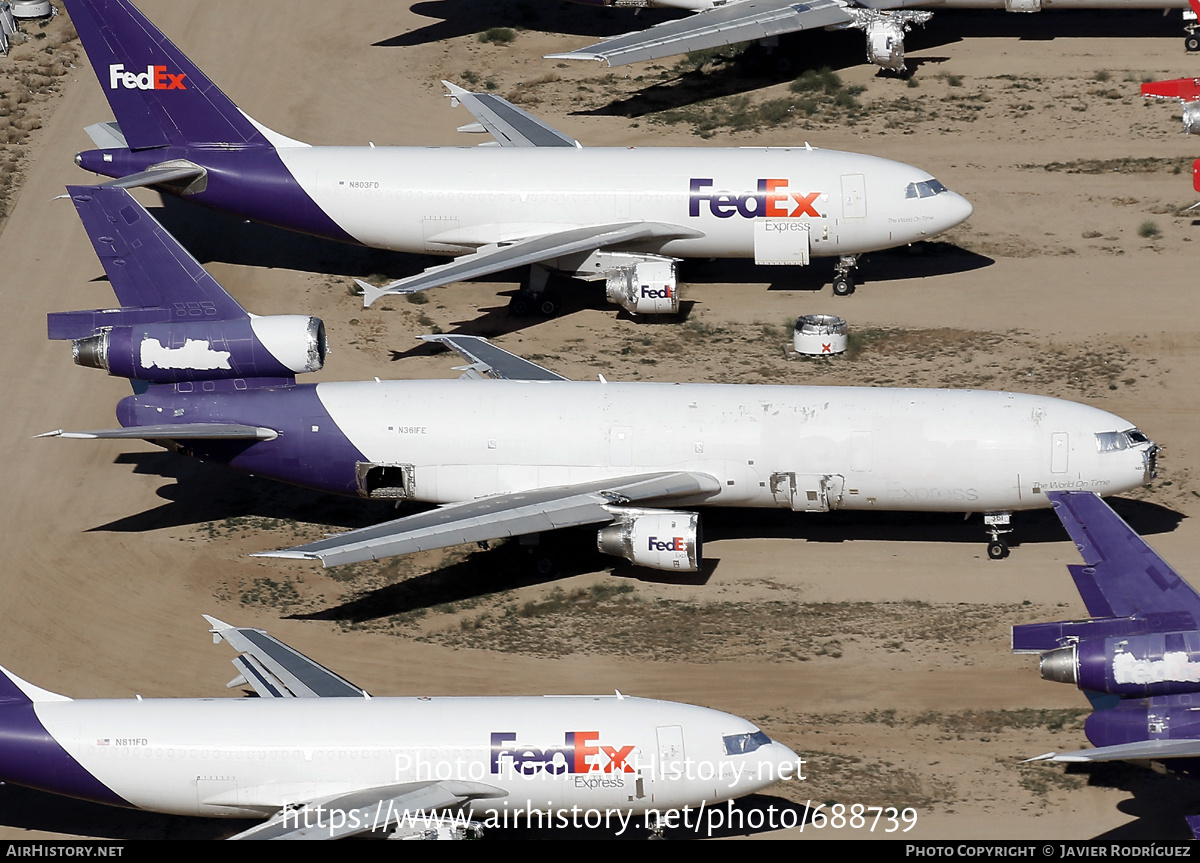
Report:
64,0,270,150
1047,491,1200,620
49,185,246,341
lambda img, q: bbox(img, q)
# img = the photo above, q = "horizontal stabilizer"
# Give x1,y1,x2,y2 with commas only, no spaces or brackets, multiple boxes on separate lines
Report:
38,423,279,441
94,162,206,192
48,307,173,341
83,121,128,150
420,334,569,381
256,471,720,567
1031,738,1200,763
546,0,852,66
204,616,366,699
444,81,580,148
360,221,702,306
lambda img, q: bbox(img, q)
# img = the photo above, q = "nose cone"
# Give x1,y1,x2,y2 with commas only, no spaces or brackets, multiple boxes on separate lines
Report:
936,191,973,233
741,740,803,794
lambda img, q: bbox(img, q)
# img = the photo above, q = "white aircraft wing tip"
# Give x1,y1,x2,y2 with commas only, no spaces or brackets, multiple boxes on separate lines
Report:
1022,752,1060,762
251,550,323,561
442,80,468,95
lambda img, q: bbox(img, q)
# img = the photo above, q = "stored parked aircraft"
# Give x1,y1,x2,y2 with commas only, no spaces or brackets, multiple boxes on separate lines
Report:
64,0,971,303
1013,491,1200,839
553,0,1197,74
44,186,1157,568
0,616,799,839
1141,77,1200,194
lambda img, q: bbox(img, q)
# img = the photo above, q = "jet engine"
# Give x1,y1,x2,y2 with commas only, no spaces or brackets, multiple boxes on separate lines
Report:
596,508,701,571
604,259,680,315
72,315,327,383
1040,632,1200,698
846,10,933,73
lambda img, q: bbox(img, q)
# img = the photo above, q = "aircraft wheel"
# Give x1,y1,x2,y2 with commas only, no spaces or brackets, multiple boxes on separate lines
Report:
509,292,533,316
535,556,557,577
1187,35,1200,52
832,276,855,296
537,293,561,317
987,540,1009,560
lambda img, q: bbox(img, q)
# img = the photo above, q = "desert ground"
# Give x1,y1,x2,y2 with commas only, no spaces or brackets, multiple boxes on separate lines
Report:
1,0,1199,841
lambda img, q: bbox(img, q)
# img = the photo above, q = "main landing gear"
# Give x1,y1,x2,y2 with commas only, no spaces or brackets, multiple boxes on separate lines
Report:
832,255,859,296
1186,7,1200,52
984,512,1012,560
508,265,561,317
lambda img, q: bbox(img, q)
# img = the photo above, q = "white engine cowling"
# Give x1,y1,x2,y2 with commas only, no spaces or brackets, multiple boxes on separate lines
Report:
596,508,701,572
604,260,680,315
864,19,907,72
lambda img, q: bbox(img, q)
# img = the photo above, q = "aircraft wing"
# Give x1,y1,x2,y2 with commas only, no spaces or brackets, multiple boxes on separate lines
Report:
37,423,279,441
255,471,721,568
419,334,570,381
444,81,580,148
228,780,506,840
205,615,367,698
356,221,702,306
1029,738,1200,763
1047,491,1200,620
546,0,856,67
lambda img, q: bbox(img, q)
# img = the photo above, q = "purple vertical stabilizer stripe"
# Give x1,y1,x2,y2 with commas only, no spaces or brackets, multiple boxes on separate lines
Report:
1048,491,1200,620
68,186,246,317
0,703,130,808
75,147,359,247
117,383,367,496
1187,816,1200,840
65,0,269,150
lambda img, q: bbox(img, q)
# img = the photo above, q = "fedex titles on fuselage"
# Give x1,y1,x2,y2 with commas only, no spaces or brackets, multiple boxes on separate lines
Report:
689,178,822,219
491,732,636,778
108,64,187,91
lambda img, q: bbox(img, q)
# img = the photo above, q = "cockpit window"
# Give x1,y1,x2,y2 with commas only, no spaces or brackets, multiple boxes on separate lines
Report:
723,730,772,756
1095,431,1127,453
1124,428,1150,445
905,179,948,199
1097,429,1151,452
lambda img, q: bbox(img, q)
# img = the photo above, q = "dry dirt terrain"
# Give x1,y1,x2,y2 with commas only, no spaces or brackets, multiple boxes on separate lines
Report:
1,0,1199,841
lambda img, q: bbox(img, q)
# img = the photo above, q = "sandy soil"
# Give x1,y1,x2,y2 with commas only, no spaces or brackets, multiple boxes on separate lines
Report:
1,0,1199,840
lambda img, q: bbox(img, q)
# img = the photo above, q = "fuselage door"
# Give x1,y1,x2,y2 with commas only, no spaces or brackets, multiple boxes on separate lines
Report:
841,173,867,219
1051,432,1069,474
754,219,810,265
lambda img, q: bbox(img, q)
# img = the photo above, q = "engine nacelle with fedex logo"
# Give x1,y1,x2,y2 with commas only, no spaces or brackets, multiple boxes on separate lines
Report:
597,508,701,571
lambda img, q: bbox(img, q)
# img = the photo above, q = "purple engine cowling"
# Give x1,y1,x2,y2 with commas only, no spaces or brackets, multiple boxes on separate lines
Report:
1041,631,1200,698
73,315,326,383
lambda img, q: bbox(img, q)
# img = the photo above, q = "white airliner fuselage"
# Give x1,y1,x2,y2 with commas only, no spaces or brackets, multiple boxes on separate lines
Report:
303,380,1154,513
274,146,971,262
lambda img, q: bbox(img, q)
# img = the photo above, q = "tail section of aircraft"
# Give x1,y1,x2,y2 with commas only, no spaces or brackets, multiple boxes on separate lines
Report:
64,0,356,243
50,186,327,385
66,0,270,150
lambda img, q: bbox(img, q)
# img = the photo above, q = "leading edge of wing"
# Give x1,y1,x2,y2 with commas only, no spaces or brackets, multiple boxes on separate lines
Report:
254,471,721,568
546,0,854,67
204,616,367,699
444,81,580,148
1047,490,1200,620
356,221,703,307
419,334,569,382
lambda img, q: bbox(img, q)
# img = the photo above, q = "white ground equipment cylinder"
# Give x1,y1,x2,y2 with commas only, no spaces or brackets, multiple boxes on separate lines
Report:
793,314,848,356
10,1,51,18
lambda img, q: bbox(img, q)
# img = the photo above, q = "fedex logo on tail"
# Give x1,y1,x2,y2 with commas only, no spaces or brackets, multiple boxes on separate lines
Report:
108,64,187,91
490,731,636,776
690,178,821,219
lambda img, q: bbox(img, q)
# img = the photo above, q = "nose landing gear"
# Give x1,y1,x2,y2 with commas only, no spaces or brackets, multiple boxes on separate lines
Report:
832,255,859,296
985,512,1012,560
